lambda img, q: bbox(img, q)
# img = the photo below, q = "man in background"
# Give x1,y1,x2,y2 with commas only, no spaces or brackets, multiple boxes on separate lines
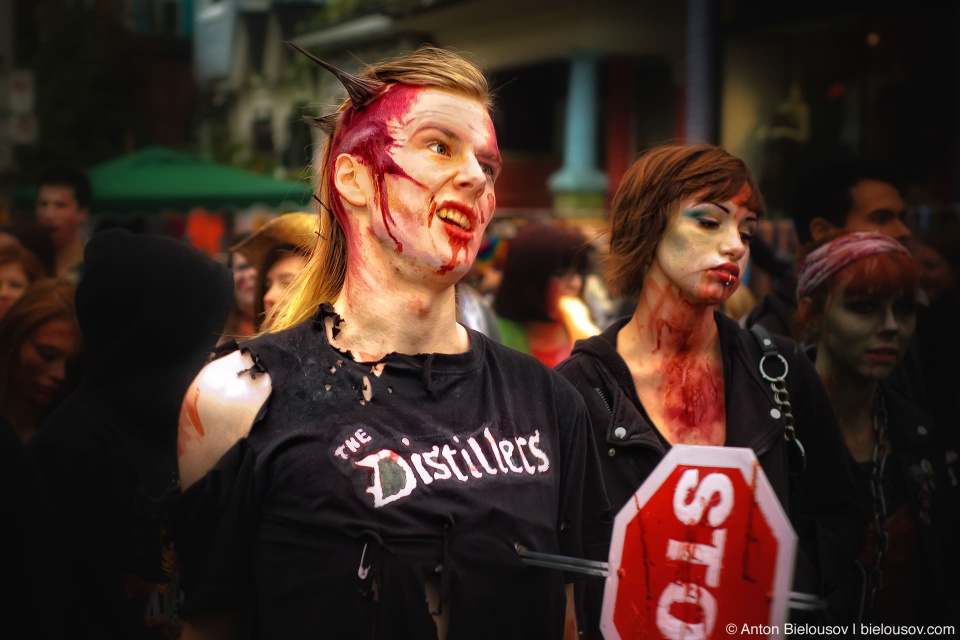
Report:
35,166,90,282
746,162,911,335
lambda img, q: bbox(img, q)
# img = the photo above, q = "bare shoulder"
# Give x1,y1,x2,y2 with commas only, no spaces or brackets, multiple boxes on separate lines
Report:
178,350,272,489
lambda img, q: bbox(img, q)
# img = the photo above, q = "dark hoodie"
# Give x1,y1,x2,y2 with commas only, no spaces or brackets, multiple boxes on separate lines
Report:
28,230,233,640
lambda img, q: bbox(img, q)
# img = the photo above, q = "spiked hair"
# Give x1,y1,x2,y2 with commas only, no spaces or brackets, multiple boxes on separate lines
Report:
267,44,491,333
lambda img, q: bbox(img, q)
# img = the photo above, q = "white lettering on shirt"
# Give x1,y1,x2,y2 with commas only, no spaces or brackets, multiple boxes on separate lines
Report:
337,427,554,508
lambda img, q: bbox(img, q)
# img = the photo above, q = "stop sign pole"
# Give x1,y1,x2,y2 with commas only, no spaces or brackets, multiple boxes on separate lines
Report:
601,445,796,640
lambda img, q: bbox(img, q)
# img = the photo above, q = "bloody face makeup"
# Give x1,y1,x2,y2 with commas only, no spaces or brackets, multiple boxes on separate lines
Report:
819,280,917,381
15,317,78,406
331,85,500,278
650,190,758,306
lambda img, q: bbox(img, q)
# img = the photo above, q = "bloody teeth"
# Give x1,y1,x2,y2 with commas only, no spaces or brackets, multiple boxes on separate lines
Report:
436,207,471,230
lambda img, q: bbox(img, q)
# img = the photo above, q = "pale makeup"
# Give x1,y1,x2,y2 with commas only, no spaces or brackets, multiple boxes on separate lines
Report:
650,194,758,307
263,254,308,313
371,88,501,278
818,282,917,382
16,318,78,406
618,191,758,447
0,261,29,319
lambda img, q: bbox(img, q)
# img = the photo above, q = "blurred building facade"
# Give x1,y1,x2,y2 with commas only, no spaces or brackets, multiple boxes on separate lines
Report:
191,0,959,226
192,0,687,216
2,0,197,222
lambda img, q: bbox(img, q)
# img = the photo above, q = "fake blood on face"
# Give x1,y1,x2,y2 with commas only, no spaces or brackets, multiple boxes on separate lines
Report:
329,85,497,277
329,85,426,253
435,190,496,275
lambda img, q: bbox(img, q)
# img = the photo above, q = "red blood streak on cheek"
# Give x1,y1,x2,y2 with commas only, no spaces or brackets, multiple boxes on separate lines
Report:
328,85,427,253
697,279,730,305
436,230,469,275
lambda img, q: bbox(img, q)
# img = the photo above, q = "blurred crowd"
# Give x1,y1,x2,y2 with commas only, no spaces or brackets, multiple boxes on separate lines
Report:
3,130,959,637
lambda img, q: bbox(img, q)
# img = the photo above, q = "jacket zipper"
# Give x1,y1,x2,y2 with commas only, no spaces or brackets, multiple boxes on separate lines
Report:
594,387,613,415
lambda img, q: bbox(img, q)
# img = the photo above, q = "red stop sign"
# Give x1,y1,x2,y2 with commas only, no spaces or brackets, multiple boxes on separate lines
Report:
601,445,796,640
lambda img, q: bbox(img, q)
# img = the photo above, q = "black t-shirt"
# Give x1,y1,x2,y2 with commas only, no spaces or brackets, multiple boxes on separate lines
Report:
174,306,595,639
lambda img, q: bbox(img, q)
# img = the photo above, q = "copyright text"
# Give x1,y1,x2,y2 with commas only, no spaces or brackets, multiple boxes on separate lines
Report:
727,623,955,636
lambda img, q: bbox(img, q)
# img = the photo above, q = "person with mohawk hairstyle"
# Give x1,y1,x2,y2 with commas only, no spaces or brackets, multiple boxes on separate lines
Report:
174,44,604,640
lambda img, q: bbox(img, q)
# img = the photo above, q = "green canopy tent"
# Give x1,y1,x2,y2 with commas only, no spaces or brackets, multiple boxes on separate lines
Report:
19,146,313,214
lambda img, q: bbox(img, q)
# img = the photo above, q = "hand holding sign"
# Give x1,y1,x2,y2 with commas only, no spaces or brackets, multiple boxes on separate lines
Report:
600,445,797,640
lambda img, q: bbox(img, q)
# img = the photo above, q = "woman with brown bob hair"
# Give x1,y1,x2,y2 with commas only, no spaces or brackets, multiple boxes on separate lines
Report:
0,278,82,442
557,144,865,632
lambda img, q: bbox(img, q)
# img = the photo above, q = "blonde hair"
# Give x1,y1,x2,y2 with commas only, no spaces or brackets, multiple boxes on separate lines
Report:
266,45,491,333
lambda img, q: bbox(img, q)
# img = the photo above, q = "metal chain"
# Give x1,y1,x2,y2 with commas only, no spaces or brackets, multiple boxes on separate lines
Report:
759,353,806,473
865,391,889,617
769,377,797,441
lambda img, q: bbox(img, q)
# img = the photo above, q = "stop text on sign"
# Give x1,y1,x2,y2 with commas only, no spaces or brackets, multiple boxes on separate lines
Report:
657,469,732,638
601,445,796,640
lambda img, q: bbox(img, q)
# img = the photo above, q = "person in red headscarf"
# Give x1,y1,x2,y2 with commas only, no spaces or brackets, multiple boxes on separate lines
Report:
794,230,957,625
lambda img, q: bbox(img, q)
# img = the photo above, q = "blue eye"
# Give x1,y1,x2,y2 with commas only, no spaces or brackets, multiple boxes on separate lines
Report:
429,141,449,156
